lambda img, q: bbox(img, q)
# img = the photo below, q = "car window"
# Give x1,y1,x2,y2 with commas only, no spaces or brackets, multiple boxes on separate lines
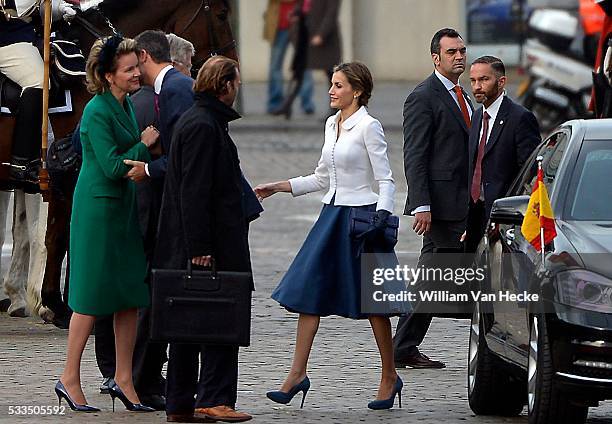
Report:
515,130,570,196
566,140,612,221
544,132,569,184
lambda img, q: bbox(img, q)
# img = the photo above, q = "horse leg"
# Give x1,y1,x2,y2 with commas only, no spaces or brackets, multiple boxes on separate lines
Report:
24,192,51,322
42,190,71,323
4,191,29,317
0,191,11,312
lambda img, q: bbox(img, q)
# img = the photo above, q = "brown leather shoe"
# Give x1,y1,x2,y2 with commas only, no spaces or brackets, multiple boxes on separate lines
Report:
195,406,252,422
167,413,217,423
395,351,446,369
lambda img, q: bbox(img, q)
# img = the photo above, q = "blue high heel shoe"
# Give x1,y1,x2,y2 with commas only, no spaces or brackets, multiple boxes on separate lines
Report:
266,376,310,408
108,382,155,412
367,376,403,410
54,380,100,412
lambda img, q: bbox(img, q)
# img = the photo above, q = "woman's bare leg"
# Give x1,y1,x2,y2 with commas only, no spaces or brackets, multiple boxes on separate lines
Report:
60,312,96,405
279,313,320,392
369,316,399,399
113,308,140,404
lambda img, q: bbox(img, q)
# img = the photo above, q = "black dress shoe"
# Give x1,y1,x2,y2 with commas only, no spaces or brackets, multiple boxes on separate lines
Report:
100,377,114,394
395,351,446,369
139,393,166,411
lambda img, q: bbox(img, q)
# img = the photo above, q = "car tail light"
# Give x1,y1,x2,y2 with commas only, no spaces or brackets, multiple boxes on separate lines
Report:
555,270,612,313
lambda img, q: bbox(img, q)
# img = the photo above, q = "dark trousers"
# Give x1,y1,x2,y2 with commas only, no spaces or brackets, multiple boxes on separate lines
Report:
464,200,487,254
393,218,466,359
94,306,168,395
165,344,239,415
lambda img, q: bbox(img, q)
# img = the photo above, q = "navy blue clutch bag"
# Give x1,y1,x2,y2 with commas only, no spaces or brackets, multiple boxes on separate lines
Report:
349,209,400,247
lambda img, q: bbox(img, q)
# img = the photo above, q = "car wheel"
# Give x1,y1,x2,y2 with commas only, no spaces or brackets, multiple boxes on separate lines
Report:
468,301,524,416
527,314,588,424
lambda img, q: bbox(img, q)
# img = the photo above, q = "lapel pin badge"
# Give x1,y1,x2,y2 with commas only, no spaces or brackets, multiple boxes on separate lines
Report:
499,120,504,125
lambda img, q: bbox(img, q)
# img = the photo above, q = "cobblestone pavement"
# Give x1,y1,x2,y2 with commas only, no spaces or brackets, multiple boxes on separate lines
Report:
1,82,611,423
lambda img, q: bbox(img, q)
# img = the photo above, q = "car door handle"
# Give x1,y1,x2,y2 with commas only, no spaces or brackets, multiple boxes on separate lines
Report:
505,228,515,244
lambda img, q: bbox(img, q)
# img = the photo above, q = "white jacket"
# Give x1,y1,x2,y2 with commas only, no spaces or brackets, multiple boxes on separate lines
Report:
289,106,395,213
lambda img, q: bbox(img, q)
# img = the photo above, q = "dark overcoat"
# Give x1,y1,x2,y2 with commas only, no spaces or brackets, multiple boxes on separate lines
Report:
154,92,252,277
305,0,342,71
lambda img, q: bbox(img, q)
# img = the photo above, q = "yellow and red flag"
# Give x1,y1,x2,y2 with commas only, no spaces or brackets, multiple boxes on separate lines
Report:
521,167,557,251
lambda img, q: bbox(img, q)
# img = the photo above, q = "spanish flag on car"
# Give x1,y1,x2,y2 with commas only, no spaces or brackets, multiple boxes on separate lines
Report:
521,163,557,251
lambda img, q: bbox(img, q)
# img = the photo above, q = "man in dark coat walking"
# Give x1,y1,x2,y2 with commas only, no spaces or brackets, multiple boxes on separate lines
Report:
393,28,473,370
154,55,253,423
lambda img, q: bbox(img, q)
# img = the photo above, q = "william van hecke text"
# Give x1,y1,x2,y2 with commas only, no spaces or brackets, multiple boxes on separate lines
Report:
372,290,539,303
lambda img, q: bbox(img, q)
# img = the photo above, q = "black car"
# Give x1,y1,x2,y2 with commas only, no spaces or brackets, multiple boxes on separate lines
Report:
467,119,612,424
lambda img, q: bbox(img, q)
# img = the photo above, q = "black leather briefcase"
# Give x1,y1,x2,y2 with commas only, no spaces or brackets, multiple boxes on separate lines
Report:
150,262,252,346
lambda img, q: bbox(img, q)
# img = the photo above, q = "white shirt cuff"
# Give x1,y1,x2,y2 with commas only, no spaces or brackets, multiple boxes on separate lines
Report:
144,163,150,177
411,205,430,215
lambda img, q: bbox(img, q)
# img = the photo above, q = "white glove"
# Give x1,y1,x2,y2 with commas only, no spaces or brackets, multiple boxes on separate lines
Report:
51,0,76,21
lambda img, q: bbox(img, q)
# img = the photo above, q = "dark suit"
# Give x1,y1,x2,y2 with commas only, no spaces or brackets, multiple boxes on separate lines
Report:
148,68,195,179
130,86,161,245
465,96,540,253
394,72,472,360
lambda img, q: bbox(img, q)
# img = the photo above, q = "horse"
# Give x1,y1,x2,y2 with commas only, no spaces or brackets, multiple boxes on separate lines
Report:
0,0,238,321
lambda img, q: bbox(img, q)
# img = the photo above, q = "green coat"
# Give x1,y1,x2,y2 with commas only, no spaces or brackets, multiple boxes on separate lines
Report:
68,90,151,316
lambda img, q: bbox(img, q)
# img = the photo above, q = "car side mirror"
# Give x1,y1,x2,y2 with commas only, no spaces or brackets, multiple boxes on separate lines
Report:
490,195,531,225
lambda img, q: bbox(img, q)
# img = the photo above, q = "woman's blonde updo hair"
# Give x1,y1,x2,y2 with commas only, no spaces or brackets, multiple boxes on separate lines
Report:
86,36,139,94
333,62,373,107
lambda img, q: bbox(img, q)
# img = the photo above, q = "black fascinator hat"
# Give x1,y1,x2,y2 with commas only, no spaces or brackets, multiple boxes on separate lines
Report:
97,35,124,78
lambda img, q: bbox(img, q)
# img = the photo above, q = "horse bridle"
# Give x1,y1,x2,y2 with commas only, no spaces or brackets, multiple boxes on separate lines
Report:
178,0,237,59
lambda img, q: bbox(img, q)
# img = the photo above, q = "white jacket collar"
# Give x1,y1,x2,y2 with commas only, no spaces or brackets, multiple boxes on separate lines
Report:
333,106,368,130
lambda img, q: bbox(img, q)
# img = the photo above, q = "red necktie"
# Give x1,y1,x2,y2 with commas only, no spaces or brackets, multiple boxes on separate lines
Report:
471,111,490,202
154,93,160,118
453,85,471,128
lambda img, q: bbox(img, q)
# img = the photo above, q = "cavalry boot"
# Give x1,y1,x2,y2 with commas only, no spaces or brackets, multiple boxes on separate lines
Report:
10,87,43,193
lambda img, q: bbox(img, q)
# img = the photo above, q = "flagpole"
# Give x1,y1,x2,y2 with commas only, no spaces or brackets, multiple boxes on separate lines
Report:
537,157,545,263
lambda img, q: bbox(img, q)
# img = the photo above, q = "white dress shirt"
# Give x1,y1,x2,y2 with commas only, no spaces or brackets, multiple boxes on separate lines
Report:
435,69,473,120
154,64,174,95
289,106,395,213
412,71,472,215
478,92,505,143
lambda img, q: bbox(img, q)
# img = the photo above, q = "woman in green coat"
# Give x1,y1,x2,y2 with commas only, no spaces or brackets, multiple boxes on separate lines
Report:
55,36,158,413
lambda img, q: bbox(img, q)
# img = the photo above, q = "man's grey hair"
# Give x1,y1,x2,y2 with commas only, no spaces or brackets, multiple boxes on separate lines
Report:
166,33,195,66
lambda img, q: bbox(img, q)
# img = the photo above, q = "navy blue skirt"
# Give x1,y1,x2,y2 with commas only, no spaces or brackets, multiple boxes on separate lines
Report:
272,200,406,319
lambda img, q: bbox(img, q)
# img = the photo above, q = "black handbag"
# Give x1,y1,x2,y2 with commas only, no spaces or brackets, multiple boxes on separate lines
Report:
47,133,81,174
150,261,252,346
349,209,400,247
